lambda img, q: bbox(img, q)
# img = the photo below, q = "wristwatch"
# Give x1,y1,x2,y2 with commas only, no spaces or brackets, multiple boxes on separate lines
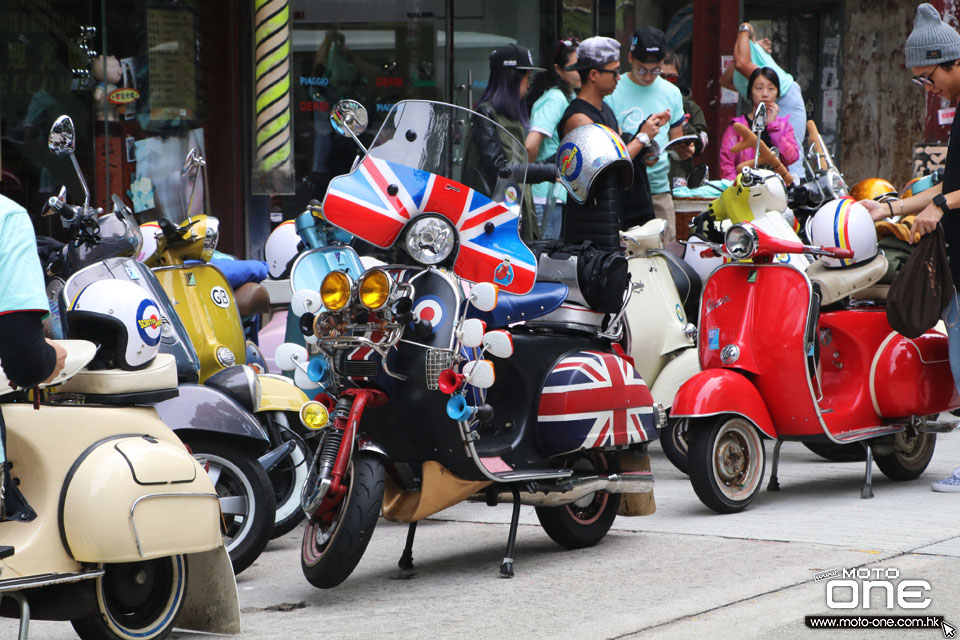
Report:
933,193,951,215
636,132,650,147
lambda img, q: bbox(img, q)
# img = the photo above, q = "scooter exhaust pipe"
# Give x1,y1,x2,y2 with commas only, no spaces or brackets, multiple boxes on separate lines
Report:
470,471,653,508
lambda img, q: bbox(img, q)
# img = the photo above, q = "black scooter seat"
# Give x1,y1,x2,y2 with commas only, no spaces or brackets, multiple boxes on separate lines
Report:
468,282,568,329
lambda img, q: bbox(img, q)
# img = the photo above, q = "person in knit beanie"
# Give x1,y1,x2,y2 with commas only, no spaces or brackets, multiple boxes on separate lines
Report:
861,4,960,492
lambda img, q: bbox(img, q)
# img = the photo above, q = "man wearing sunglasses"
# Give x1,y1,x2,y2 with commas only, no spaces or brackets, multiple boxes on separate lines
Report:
857,4,960,493
605,27,694,243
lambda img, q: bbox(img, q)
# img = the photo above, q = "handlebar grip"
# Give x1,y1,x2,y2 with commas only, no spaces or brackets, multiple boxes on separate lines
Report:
823,246,855,259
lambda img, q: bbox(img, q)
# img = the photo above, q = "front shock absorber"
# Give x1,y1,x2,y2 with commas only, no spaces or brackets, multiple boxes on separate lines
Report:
301,394,353,514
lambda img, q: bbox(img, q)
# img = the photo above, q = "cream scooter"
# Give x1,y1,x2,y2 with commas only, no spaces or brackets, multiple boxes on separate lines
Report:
0,341,239,640
620,219,701,473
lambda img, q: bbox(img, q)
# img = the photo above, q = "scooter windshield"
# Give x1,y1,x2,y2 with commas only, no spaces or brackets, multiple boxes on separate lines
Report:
323,100,537,294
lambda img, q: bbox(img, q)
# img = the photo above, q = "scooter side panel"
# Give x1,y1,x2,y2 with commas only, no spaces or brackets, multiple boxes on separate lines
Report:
257,373,309,411
63,437,221,562
536,350,658,458
672,368,776,438
699,264,821,436
873,328,960,417
0,404,221,579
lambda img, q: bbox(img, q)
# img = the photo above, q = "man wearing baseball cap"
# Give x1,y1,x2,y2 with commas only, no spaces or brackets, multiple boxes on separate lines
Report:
856,4,960,492
605,27,694,242
558,36,660,230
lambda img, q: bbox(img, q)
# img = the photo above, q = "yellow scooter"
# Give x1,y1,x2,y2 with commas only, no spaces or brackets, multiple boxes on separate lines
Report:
140,149,314,538
0,341,239,639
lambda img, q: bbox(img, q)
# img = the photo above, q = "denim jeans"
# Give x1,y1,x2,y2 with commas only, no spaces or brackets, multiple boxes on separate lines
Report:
942,289,960,395
535,202,563,240
778,83,807,179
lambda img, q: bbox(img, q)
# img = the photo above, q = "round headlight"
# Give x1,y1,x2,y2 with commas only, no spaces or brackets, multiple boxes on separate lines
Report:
357,268,393,310
321,271,352,311
216,346,236,367
300,401,329,430
405,215,456,265
724,225,757,260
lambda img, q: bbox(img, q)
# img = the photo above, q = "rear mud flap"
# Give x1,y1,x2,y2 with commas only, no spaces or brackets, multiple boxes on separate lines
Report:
178,546,241,635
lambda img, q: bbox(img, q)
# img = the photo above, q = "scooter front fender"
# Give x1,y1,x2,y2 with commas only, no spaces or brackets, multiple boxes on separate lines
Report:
257,373,309,412
650,347,700,410
671,369,776,438
154,383,271,451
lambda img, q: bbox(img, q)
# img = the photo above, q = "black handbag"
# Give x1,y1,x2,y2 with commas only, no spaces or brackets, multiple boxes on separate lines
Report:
886,224,954,339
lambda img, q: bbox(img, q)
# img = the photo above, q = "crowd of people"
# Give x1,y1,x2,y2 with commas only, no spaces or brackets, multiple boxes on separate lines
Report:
481,21,810,245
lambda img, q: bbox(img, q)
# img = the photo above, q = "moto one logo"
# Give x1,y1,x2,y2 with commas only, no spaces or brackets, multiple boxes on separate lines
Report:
825,568,931,610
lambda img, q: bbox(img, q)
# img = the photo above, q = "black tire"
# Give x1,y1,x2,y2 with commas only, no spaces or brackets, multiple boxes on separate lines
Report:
535,452,621,549
270,436,310,539
660,417,690,474
874,430,936,481
185,438,275,575
803,441,867,463
72,555,187,640
688,415,766,514
301,452,384,589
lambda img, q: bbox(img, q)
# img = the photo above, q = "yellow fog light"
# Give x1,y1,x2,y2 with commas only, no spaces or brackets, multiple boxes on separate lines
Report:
299,401,329,430
358,268,393,310
320,271,352,311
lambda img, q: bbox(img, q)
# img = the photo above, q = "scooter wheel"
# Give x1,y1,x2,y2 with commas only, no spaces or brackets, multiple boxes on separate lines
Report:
185,438,276,575
874,431,936,481
270,436,310,539
301,452,385,589
71,555,187,640
535,452,621,549
660,417,690,474
688,415,766,513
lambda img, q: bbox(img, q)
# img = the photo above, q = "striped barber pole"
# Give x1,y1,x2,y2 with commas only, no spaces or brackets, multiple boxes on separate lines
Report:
252,0,294,194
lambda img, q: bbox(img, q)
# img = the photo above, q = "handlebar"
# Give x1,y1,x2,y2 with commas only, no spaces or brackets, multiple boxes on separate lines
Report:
731,123,796,186
806,121,828,172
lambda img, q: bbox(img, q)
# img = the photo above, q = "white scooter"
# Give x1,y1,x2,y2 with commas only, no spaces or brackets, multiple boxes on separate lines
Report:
0,341,239,639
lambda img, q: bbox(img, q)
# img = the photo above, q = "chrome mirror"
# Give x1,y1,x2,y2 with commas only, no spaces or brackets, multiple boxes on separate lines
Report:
181,146,206,177
48,115,76,155
330,99,369,153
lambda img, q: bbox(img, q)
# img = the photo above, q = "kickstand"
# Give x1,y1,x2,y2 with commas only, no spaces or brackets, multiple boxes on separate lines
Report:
861,443,874,499
500,485,521,578
768,440,783,491
398,521,417,570
0,591,30,640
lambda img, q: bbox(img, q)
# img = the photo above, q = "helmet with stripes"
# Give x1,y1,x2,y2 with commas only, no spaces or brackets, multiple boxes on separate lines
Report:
809,198,878,269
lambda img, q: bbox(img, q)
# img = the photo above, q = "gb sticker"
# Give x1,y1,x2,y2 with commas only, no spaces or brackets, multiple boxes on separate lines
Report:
211,286,230,308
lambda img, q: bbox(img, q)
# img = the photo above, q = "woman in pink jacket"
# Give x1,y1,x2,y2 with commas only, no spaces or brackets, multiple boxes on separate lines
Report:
718,66,800,180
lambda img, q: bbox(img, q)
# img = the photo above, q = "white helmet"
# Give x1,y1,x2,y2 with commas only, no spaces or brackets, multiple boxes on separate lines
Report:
67,280,162,370
265,220,301,278
809,198,878,268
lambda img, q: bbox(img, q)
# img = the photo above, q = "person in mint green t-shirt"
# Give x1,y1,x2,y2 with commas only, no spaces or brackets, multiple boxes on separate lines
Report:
720,22,807,178
604,27,694,242
524,38,581,239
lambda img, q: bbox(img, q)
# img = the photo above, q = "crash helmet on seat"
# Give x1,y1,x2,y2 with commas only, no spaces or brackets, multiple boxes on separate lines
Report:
850,178,897,202
67,280,162,370
265,220,301,279
557,123,634,204
809,198,878,269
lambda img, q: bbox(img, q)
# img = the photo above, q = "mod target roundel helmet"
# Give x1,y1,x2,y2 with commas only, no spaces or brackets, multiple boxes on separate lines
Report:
67,280,162,370
557,123,634,203
809,198,878,269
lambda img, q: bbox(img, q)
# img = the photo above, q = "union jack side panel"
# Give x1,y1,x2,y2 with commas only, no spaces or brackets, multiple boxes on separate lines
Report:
536,350,658,457
322,156,536,294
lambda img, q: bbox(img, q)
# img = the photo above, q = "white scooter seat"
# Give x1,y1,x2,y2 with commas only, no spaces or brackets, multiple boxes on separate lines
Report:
58,353,178,398
806,255,888,306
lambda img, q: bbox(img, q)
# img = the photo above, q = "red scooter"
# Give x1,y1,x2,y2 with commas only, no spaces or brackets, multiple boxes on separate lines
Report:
673,222,959,513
